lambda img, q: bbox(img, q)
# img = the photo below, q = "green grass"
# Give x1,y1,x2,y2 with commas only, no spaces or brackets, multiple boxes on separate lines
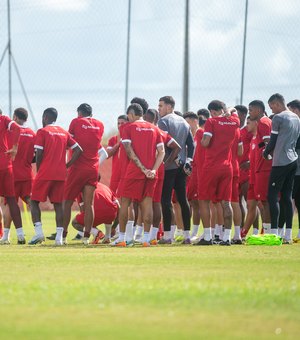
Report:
0,212,300,339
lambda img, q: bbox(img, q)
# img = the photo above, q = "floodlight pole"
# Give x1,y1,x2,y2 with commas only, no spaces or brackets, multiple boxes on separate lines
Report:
7,0,12,117
124,0,131,113
240,0,248,105
183,0,189,113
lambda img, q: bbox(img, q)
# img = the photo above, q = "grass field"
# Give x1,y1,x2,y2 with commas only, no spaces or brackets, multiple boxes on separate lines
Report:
0,211,300,339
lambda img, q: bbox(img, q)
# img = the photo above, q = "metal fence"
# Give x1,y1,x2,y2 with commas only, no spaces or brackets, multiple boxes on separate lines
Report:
0,0,299,136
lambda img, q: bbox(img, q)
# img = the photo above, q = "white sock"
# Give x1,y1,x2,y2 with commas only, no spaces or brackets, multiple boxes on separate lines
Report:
3,228,10,239
55,227,63,241
170,225,176,240
234,226,241,240
183,230,190,239
150,227,158,240
105,224,112,239
132,226,136,237
211,227,215,238
191,225,199,238
223,229,231,242
135,225,143,237
214,224,221,237
118,232,125,242
125,220,134,242
284,229,292,240
115,225,119,233
34,222,43,236
91,227,99,237
142,232,150,243
203,227,211,241
220,226,224,239
16,227,25,238
164,231,171,240
78,231,84,237
253,228,259,235
263,223,271,234
278,228,284,237
270,228,278,235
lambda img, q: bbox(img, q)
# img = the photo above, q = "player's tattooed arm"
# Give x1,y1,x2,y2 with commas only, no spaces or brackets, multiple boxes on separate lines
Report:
201,134,211,148
123,142,147,174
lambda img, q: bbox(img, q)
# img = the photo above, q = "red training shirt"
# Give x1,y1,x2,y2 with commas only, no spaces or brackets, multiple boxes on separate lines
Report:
77,182,118,215
122,120,163,180
0,116,20,170
13,126,36,181
107,135,121,185
203,115,239,170
34,124,78,181
249,137,257,185
255,116,272,172
69,116,104,171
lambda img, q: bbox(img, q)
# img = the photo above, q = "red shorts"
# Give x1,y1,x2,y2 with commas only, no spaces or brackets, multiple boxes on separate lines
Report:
75,204,118,226
64,167,98,201
31,179,65,203
119,178,157,202
231,176,239,203
14,180,32,201
187,171,198,201
198,167,232,202
239,169,249,185
247,183,256,200
153,179,164,203
0,167,15,197
254,171,270,202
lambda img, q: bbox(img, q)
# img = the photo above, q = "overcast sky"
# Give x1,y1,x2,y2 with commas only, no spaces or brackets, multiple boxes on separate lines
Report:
0,0,299,135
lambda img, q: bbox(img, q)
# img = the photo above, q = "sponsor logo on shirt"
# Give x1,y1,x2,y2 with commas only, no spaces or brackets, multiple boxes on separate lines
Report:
20,133,34,137
48,131,66,137
82,125,100,130
136,127,154,132
218,121,238,126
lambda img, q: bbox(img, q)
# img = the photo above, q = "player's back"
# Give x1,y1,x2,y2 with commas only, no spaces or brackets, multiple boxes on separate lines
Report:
13,126,35,181
94,182,118,209
203,115,239,169
69,117,104,170
272,110,300,166
123,120,162,179
34,124,73,181
158,113,190,170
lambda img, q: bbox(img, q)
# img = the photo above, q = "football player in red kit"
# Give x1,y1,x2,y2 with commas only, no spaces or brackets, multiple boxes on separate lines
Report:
29,108,82,245
63,103,104,245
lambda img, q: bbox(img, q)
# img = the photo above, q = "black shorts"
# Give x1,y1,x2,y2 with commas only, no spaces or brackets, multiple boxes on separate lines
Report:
268,161,297,193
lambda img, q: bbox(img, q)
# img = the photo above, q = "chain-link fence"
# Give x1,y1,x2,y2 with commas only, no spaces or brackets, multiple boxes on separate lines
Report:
0,0,299,137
